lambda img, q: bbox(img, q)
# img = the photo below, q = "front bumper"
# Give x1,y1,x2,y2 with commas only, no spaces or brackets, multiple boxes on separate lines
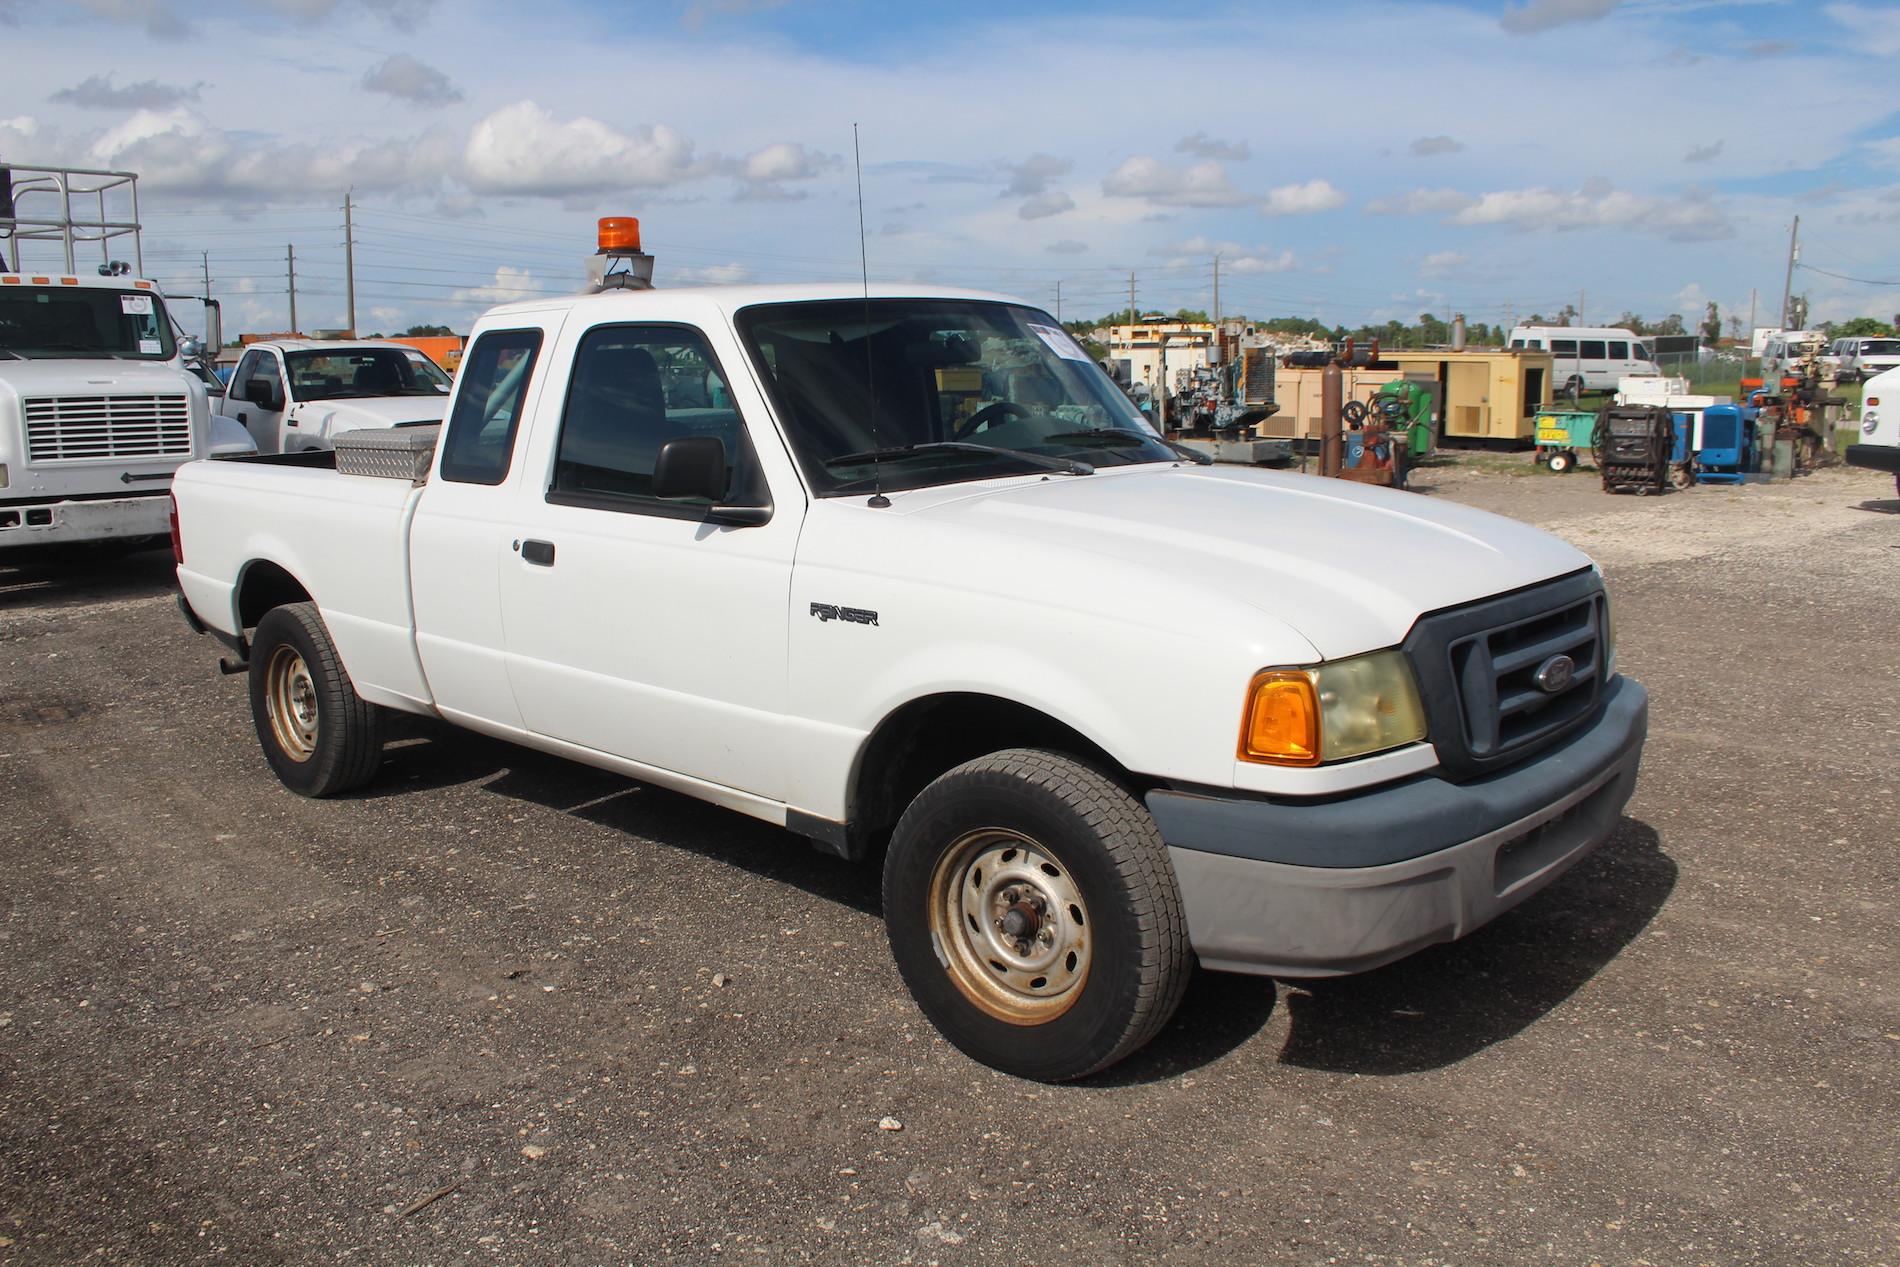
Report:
0,491,171,548
1147,676,1648,977
1845,444,1900,475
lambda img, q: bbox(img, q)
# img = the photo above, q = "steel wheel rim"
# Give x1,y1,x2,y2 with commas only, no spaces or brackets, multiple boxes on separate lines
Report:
926,828,1091,1024
264,644,319,762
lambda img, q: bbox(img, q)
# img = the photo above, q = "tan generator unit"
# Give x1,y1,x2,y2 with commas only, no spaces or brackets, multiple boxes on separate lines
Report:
1382,349,1553,442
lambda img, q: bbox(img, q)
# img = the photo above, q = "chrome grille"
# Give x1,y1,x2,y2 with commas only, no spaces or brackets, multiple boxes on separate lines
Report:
24,394,192,462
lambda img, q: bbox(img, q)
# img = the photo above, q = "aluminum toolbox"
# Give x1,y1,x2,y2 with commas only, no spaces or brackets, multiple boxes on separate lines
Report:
332,426,440,482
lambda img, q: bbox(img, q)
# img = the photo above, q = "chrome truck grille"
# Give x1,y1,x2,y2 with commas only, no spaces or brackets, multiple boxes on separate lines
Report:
24,394,192,462
1403,569,1608,781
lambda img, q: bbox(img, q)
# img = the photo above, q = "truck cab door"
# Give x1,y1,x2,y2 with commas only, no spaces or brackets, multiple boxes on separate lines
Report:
495,318,801,803
410,322,564,734
230,351,288,453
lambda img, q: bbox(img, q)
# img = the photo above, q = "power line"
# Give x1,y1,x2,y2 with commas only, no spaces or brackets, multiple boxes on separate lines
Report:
1798,261,1900,286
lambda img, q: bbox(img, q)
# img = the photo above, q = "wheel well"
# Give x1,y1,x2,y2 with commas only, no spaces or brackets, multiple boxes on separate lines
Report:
848,693,1126,852
236,560,312,631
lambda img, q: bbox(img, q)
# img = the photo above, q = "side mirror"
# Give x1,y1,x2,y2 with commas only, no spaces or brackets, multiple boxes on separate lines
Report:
244,378,283,411
179,336,204,362
652,435,772,526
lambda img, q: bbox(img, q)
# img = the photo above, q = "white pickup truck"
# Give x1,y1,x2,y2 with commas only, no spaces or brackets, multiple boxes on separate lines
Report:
224,339,453,455
1845,365,1900,496
173,276,1648,1080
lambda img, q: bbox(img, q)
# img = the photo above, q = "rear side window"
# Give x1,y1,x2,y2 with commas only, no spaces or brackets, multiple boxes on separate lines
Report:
1551,339,1577,355
1633,343,1650,360
1580,340,1607,359
1608,340,1629,359
439,328,544,485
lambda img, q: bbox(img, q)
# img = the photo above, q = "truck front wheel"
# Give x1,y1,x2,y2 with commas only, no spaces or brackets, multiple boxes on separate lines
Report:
883,749,1191,1081
247,602,385,797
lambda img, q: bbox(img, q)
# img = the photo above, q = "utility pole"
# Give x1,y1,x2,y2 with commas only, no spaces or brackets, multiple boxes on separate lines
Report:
1748,288,1758,343
201,251,212,343
342,190,357,337
1779,214,1800,330
1578,288,1586,327
1128,272,1137,326
286,244,298,335
1054,279,1061,323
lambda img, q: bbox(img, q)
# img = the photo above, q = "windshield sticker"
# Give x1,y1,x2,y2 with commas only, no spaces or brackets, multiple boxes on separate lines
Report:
121,294,154,316
138,338,162,355
1028,323,1091,363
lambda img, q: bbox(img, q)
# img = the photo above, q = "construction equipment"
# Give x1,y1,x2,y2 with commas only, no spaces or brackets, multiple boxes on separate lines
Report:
1692,404,1755,484
1744,340,1845,474
1533,407,1597,472
1594,404,1673,495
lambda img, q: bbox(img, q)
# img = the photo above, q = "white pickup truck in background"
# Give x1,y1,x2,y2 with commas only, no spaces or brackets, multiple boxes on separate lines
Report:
223,339,453,454
172,241,1648,1081
1846,365,1900,496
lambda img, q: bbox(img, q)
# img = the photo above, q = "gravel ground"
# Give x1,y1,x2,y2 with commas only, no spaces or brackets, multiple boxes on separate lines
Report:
2,460,1896,1266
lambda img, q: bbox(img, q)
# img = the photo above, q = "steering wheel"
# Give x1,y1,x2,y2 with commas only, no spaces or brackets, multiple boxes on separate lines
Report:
953,399,1030,440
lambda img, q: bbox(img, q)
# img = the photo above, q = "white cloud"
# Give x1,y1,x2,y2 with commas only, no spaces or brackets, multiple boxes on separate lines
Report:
742,141,827,184
51,74,202,109
1448,183,1732,241
1003,153,1069,197
1683,139,1723,163
1409,135,1465,157
1825,4,1900,56
449,265,544,305
1155,236,1295,274
1102,156,1248,207
68,0,191,38
1366,187,1480,215
1418,250,1467,278
1175,132,1250,162
1260,179,1347,215
362,54,462,106
1499,0,1621,35
1018,189,1074,220
464,102,700,197
259,0,436,30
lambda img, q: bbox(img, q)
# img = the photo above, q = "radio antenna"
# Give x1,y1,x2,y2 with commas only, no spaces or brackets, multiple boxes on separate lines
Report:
854,123,888,508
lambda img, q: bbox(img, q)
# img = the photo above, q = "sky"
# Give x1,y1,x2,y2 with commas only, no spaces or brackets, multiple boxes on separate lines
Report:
4,0,1899,340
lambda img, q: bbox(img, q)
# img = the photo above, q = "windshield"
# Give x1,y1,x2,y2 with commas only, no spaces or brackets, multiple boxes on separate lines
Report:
0,285,176,360
1859,340,1900,356
736,298,1175,496
285,347,452,401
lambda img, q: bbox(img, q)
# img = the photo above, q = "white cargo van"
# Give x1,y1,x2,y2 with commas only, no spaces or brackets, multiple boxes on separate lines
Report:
1759,330,1829,385
1508,326,1661,396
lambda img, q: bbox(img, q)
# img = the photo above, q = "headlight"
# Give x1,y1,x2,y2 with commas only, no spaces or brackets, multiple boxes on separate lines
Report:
1239,649,1427,766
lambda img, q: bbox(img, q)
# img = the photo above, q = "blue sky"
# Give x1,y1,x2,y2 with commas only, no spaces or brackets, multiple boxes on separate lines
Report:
4,0,1898,337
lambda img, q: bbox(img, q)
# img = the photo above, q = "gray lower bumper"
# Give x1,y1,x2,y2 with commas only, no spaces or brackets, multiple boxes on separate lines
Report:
1845,444,1900,474
1150,677,1647,977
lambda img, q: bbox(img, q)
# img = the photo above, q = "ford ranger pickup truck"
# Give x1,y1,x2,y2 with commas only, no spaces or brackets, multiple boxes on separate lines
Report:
172,238,1648,1081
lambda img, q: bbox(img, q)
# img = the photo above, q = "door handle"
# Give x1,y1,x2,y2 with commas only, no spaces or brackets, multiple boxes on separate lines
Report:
519,539,556,566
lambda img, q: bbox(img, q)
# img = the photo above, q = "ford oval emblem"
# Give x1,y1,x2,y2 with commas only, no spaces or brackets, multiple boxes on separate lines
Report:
1534,654,1576,694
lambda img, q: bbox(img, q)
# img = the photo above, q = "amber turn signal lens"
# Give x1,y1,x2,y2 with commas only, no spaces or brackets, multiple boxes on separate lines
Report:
1239,670,1320,766
597,216,642,252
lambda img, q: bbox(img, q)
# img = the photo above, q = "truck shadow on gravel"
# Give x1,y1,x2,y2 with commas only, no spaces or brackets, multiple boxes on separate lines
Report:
361,714,883,915
358,718,1671,1084
1272,819,1673,1077
0,544,177,609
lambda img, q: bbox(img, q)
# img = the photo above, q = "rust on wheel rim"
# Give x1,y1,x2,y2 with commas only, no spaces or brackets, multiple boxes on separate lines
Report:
926,828,1091,1024
263,644,319,762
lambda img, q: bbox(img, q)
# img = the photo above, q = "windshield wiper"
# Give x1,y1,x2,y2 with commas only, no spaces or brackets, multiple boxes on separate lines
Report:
827,441,1092,476
1044,429,1213,465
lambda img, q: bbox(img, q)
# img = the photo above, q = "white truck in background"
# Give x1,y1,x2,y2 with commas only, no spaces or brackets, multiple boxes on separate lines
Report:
1,163,250,559
172,222,1648,1081
1845,365,1900,496
224,339,453,455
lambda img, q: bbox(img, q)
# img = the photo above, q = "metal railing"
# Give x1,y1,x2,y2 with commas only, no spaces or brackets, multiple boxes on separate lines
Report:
0,163,143,275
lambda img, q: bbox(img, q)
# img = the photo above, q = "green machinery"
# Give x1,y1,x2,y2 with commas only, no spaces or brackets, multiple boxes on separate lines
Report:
1354,380,1435,458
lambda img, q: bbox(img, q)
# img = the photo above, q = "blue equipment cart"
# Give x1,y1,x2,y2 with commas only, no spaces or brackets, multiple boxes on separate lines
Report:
1694,404,1754,484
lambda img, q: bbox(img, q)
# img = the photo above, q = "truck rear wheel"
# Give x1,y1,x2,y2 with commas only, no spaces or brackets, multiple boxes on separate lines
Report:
883,749,1190,1081
248,602,385,797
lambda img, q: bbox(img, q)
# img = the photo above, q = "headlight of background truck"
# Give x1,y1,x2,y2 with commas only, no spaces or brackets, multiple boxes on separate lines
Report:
1239,650,1427,766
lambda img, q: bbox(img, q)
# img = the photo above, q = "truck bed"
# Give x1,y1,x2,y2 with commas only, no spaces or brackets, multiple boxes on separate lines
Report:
172,457,435,713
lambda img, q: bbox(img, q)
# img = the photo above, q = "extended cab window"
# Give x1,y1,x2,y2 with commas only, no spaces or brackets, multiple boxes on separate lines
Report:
439,329,543,485
548,324,752,513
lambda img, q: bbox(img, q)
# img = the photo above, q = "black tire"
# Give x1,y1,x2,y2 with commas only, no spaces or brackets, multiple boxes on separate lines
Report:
247,602,385,797
883,748,1191,1081
1547,450,1573,473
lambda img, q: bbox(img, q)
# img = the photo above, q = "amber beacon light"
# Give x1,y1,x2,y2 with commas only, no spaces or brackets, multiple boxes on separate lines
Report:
597,216,642,253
